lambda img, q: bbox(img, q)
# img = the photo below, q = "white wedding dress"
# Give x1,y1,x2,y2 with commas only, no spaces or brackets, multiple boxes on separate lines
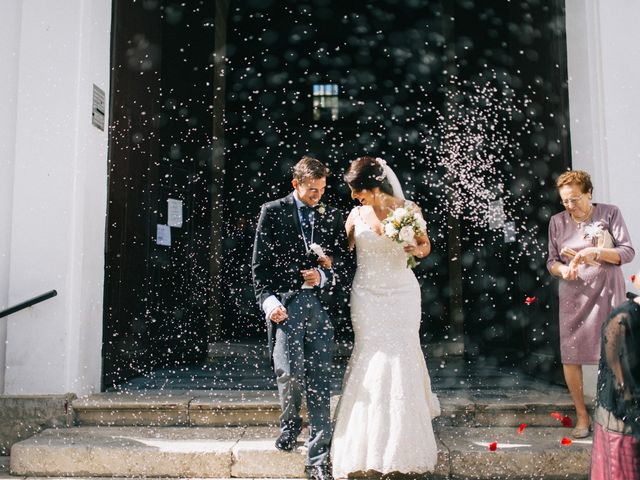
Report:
331,206,440,478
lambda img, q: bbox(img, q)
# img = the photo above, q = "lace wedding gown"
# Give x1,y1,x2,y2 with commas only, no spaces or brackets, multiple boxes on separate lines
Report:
331,207,440,478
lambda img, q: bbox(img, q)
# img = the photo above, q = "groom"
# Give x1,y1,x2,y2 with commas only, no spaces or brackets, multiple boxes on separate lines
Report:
252,156,349,480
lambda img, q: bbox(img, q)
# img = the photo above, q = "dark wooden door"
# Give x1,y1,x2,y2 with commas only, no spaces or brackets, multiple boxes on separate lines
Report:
217,0,571,376
103,0,215,389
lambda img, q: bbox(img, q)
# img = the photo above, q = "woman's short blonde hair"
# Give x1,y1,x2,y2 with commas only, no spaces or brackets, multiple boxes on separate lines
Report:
556,170,593,194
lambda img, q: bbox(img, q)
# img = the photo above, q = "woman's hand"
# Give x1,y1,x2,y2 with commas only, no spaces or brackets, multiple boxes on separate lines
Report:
569,247,598,267
559,264,578,281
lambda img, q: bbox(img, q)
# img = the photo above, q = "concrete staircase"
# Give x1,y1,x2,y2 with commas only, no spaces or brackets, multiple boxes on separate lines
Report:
7,388,592,479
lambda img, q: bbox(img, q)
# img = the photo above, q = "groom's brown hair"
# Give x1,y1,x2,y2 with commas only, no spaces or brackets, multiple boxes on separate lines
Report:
293,155,329,182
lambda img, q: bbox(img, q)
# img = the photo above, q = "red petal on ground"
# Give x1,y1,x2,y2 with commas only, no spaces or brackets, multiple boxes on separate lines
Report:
550,412,563,421
561,437,572,446
517,423,527,434
561,416,574,427
524,296,536,305
489,442,498,451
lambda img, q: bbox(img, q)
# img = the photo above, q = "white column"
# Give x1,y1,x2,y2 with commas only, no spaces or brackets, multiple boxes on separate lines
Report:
3,0,111,395
0,1,23,394
596,3,640,278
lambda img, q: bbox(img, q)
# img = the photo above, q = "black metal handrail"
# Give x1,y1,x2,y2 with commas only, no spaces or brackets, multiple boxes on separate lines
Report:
0,290,57,319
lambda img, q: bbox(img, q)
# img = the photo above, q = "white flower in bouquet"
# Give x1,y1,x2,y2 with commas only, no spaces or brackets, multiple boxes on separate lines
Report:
399,225,416,245
384,222,398,238
393,207,408,222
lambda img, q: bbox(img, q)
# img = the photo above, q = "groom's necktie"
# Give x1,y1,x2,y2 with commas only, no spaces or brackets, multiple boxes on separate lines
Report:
299,205,314,244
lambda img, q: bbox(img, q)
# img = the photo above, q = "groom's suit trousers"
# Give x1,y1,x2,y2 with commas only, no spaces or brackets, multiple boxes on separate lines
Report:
272,289,334,466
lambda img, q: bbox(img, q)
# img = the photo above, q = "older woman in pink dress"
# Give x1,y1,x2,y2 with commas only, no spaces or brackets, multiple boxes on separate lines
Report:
547,170,634,438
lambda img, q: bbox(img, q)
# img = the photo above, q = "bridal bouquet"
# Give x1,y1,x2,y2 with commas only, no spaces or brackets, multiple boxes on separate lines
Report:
381,204,427,268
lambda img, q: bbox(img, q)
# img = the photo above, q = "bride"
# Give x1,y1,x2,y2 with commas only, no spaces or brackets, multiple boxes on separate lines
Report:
331,156,440,478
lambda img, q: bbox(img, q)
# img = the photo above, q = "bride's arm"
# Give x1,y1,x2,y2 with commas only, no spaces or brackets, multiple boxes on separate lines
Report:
404,202,431,258
409,232,431,258
345,208,357,251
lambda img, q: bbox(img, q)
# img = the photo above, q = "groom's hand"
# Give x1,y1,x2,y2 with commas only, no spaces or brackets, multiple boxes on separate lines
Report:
270,306,288,323
301,268,321,287
317,256,332,269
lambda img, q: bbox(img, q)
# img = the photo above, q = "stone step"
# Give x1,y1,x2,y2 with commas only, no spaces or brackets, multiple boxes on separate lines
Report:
9,425,590,479
72,390,285,427
73,389,581,429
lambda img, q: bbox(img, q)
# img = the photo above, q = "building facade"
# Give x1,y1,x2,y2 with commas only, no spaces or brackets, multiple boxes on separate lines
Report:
1,0,639,395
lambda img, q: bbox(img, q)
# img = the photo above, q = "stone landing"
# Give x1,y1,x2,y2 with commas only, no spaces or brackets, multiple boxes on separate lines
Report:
10,425,590,479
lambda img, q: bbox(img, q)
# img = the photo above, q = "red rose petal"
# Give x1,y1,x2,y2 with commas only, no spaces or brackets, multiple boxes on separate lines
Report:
550,412,563,421
524,296,536,305
489,441,497,451
561,437,572,446
632,275,636,283
517,423,527,434
561,416,574,428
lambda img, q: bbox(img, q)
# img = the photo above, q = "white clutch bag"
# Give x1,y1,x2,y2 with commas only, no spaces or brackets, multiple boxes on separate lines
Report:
598,229,615,249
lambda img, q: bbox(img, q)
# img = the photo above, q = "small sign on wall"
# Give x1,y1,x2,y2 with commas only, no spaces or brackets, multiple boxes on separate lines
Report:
92,84,105,131
167,199,183,228
504,221,517,243
157,224,171,246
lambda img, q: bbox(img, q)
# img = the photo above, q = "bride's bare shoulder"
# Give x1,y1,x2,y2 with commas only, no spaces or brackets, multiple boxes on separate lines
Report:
346,207,358,229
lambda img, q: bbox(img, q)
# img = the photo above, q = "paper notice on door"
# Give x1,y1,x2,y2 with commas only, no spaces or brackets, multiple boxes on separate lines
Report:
167,198,183,228
487,199,506,230
503,221,516,243
157,224,171,246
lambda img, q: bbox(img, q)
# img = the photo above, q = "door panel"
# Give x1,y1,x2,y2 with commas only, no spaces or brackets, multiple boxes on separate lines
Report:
103,0,214,389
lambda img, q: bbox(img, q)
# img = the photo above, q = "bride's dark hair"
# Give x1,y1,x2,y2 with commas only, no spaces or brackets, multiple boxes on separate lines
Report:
343,156,394,195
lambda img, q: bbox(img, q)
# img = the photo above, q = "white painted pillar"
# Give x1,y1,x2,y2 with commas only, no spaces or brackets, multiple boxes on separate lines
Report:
0,1,24,394
3,0,111,395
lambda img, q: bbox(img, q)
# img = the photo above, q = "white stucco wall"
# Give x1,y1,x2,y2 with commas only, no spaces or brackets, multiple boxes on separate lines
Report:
0,1,24,394
2,0,111,394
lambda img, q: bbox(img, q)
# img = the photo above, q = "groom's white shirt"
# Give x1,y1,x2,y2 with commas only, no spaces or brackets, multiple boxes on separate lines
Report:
262,191,327,319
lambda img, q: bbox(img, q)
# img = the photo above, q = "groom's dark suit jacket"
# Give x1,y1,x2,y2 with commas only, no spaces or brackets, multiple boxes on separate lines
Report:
252,193,352,356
